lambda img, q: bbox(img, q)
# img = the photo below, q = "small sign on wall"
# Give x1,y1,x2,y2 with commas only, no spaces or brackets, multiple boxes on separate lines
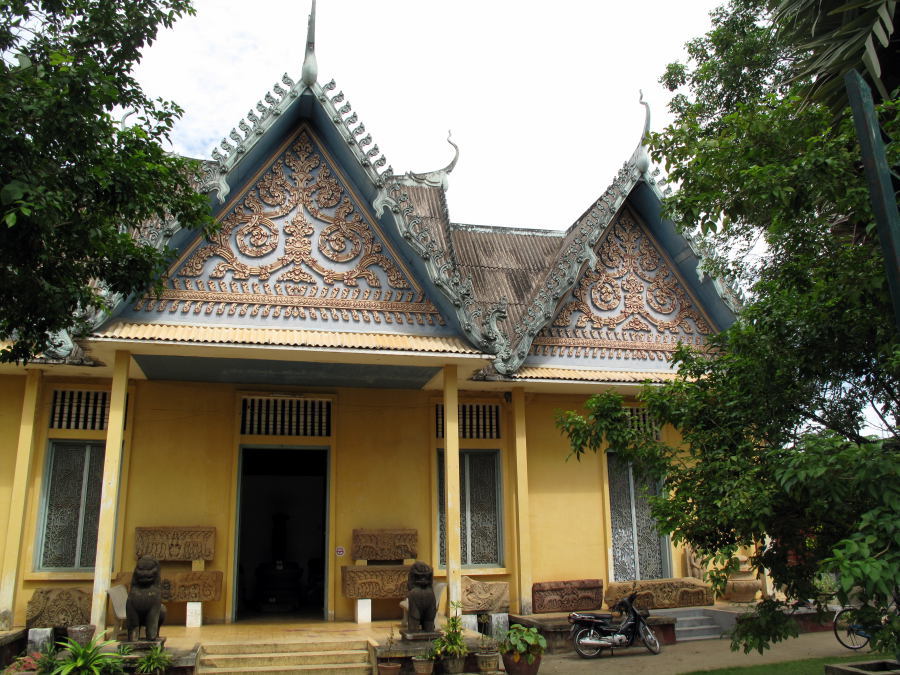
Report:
336,546,345,557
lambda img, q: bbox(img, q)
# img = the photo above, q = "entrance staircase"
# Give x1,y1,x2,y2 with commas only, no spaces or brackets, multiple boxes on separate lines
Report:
658,608,727,641
196,639,372,675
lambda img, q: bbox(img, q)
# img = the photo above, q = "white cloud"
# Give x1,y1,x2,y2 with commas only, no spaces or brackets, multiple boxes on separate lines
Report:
134,0,718,229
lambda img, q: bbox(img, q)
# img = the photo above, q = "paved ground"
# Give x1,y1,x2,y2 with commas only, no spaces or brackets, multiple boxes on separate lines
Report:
537,631,857,674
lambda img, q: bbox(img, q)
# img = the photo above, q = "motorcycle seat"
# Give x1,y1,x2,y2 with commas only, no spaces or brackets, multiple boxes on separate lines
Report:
574,612,614,620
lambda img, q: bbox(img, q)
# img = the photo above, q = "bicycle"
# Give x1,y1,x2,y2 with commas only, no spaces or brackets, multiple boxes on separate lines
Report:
833,595,899,650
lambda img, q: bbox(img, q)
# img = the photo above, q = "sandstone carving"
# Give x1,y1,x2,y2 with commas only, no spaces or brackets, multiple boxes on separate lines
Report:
462,575,510,614
341,565,410,599
532,579,604,614
127,556,167,641
406,562,437,633
135,526,215,561
605,577,713,610
160,571,223,603
26,587,91,629
351,529,417,561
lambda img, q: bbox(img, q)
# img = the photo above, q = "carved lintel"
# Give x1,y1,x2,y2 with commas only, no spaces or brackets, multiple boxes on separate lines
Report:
341,564,410,599
351,528,417,561
135,527,215,561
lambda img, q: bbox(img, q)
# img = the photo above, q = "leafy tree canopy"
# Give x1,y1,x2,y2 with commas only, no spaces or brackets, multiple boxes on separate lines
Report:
558,0,899,655
0,0,215,363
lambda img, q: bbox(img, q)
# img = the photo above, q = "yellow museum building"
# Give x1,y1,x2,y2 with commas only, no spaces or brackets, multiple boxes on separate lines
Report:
0,9,737,632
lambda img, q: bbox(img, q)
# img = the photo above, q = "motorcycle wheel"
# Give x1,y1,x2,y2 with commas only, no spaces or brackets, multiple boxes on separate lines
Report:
574,627,605,658
639,622,662,654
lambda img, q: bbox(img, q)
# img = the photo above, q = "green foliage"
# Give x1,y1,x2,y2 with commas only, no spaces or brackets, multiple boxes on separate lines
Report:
50,635,123,675
0,0,216,363
133,643,172,674
432,601,468,660
557,0,899,655
497,624,546,665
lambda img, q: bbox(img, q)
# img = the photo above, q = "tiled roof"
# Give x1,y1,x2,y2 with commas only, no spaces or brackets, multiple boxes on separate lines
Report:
92,322,480,354
509,367,678,383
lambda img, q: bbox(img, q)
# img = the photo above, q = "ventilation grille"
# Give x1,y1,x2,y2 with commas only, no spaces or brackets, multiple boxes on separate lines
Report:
626,407,660,440
49,390,110,431
436,404,501,439
240,397,332,436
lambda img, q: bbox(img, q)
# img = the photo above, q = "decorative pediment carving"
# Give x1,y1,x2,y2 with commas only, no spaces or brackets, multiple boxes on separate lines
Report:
534,211,710,362
135,127,444,328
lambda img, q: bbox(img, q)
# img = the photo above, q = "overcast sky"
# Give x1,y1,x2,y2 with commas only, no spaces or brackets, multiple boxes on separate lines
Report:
134,0,720,230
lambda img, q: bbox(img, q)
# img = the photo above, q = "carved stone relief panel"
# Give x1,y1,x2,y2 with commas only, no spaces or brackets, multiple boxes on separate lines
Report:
351,528,417,561
532,210,711,363
160,571,223,602
134,127,444,329
134,527,215,561
341,565,410,599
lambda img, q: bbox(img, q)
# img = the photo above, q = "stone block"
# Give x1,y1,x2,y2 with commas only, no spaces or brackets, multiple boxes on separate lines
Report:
532,579,603,614
341,564,410,599
351,529,417,561
461,576,509,614
25,587,91,629
605,577,713,610
135,526,215,561
160,571,223,602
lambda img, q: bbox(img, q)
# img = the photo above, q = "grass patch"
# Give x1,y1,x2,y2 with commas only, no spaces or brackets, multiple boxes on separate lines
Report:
680,653,887,675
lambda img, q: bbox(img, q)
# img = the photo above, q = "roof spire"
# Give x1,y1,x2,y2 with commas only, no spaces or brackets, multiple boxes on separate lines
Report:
634,90,651,175
301,0,317,86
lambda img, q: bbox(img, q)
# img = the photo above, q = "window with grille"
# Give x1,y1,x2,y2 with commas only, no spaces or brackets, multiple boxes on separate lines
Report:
240,396,332,436
435,404,501,439
437,450,502,567
37,441,105,570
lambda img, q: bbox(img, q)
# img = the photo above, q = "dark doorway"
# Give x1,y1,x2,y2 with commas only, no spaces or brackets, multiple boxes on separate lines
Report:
236,447,327,620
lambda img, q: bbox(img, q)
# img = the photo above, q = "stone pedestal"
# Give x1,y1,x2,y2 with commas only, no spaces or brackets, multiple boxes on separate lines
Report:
355,598,372,624
186,602,202,627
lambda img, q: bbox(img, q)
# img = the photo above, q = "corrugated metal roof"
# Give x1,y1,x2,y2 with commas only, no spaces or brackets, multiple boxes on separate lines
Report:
91,322,480,354
510,367,678,383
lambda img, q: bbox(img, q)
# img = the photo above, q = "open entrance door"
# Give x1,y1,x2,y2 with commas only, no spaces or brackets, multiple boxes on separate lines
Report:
236,447,327,620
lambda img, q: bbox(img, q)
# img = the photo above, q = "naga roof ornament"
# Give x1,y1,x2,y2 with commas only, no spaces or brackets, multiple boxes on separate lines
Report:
301,0,317,87
402,132,460,191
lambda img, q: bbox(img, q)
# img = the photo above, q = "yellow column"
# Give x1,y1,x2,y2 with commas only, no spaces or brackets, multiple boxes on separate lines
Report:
90,351,130,629
443,365,462,608
512,387,533,614
0,369,42,630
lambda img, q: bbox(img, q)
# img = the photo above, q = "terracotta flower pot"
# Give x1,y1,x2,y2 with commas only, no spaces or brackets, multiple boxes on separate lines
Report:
501,653,542,675
412,657,435,674
476,651,499,672
441,655,465,673
377,661,402,674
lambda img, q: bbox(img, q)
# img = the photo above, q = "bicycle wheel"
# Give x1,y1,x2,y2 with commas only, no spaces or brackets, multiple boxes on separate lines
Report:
834,608,869,650
639,621,662,654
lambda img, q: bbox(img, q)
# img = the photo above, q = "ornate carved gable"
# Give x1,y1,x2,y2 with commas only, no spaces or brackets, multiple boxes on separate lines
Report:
131,126,447,331
530,209,711,365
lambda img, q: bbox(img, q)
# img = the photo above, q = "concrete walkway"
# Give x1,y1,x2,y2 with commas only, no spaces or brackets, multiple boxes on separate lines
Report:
537,631,856,674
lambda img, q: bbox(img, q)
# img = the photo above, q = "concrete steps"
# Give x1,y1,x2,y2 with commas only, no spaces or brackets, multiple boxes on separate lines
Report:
674,614,723,641
197,639,372,675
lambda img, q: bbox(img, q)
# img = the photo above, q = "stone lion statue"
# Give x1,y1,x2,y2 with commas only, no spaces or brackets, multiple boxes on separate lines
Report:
406,561,437,633
126,556,167,641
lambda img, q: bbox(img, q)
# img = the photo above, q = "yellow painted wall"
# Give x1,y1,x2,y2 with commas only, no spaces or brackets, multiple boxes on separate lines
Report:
2,372,686,625
0,375,26,578
523,394,610,584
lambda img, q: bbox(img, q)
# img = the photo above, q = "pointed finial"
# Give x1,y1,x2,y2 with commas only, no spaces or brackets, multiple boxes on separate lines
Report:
639,89,651,142
444,131,459,174
635,90,651,175
301,0,317,86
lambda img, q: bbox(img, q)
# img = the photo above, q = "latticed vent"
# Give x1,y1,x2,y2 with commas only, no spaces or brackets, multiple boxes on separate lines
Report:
240,397,332,436
435,404,501,439
49,390,110,431
625,407,660,440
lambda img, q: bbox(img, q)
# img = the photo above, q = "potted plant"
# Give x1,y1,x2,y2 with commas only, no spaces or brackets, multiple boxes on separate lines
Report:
498,624,546,675
410,646,436,674
377,626,401,674
432,601,468,674
50,632,125,675
134,644,172,675
475,631,499,673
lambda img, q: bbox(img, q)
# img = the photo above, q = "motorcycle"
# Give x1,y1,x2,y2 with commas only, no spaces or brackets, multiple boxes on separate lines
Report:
568,591,662,658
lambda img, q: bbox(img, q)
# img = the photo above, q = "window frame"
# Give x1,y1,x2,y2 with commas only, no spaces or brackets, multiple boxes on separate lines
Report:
35,440,106,572
437,448,504,568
